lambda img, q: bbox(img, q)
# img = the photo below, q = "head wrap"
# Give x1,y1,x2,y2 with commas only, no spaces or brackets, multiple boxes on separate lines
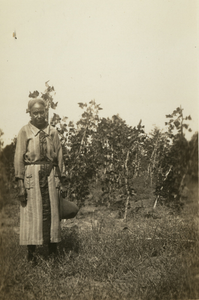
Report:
27,98,46,113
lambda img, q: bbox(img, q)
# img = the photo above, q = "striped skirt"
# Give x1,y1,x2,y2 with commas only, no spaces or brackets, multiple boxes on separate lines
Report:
20,164,61,245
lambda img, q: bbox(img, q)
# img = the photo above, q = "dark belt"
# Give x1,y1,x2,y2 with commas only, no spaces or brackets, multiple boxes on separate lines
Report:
24,160,62,180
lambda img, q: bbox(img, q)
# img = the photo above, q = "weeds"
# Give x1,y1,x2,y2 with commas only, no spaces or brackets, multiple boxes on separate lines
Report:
0,195,198,300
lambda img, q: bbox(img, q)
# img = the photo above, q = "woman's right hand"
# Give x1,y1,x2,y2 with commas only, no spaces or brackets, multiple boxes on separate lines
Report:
18,187,27,207
17,180,27,206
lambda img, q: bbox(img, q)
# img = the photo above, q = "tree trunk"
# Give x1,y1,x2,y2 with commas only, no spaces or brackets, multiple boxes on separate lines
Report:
153,166,172,209
79,126,88,154
123,150,130,221
153,195,159,209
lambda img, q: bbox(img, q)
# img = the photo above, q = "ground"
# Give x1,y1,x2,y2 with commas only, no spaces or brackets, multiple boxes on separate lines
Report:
0,178,198,300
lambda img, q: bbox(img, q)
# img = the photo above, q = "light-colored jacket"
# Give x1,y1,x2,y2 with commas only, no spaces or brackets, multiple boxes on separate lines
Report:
14,122,65,245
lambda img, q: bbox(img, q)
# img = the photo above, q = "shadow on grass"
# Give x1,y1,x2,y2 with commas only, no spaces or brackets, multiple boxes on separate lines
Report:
59,226,80,255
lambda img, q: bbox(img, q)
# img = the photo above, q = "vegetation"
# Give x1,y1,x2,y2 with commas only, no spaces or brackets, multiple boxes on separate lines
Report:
0,82,198,213
0,132,16,210
0,82,198,299
0,182,198,300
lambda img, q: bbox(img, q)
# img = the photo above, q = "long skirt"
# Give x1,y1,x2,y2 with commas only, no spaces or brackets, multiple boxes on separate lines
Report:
20,164,61,245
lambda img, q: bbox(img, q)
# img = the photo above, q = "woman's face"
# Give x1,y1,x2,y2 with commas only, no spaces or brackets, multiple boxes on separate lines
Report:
30,103,46,128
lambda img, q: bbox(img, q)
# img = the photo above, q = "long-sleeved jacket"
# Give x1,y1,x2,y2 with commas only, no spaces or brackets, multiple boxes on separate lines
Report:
14,122,65,180
14,121,65,245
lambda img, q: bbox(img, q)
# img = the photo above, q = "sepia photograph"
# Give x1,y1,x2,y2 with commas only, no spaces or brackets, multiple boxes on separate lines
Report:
0,0,198,299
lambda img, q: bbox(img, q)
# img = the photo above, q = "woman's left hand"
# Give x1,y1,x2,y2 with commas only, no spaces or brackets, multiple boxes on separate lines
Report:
60,185,67,198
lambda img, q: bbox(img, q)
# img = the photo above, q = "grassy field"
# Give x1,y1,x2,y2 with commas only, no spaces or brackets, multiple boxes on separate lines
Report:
0,179,198,300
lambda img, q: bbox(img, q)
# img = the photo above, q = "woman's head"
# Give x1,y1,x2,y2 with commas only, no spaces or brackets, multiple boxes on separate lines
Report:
28,98,47,129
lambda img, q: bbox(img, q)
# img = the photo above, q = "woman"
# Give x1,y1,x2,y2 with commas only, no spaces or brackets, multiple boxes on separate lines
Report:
14,98,66,262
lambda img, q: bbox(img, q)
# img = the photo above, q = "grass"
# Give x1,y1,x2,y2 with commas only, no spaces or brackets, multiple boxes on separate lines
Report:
0,181,199,300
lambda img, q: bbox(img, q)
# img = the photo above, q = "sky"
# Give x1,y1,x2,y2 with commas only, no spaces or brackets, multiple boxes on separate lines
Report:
0,0,198,146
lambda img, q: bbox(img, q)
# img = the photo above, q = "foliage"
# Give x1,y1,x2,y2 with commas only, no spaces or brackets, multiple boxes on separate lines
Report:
165,106,192,138
0,161,9,210
145,127,169,187
154,107,194,208
91,116,146,218
28,81,58,119
52,100,103,207
0,133,16,209
1,80,197,214
0,129,4,152
25,83,198,212
53,103,147,215
187,132,198,179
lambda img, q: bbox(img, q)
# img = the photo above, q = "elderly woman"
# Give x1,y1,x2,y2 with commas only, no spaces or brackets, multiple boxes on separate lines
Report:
14,98,66,262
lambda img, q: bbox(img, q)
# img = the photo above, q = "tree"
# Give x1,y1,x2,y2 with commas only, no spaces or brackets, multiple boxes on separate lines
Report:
28,81,57,122
92,115,146,219
51,100,103,207
0,129,4,152
187,132,198,180
0,133,16,209
154,107,192,209
165,106,192,139
146,127,170,187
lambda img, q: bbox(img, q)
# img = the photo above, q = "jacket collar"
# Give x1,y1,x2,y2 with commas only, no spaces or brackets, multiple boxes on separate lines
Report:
28,121,50,136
